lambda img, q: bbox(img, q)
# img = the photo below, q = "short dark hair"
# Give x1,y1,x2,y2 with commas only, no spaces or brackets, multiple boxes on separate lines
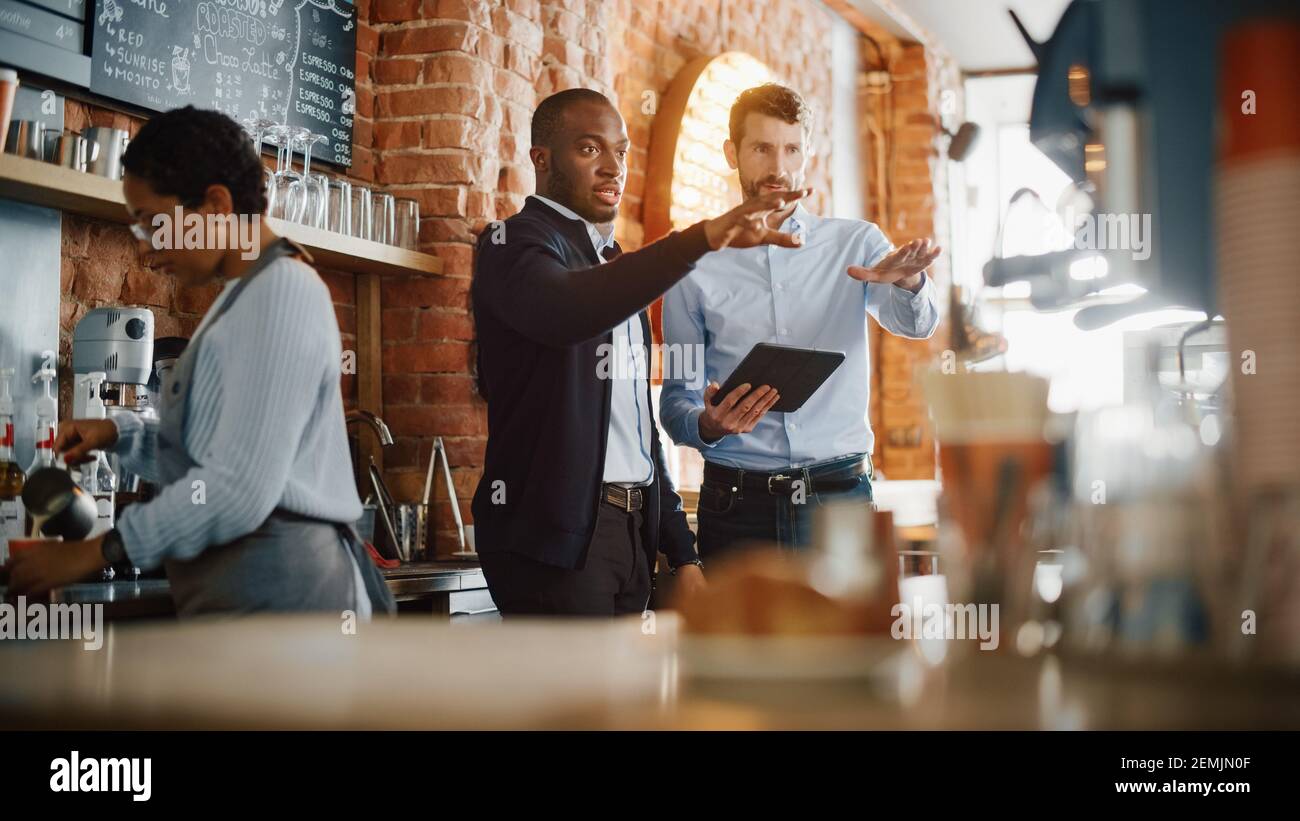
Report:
122,105,267,215
531,88,614,149
728,83,813,147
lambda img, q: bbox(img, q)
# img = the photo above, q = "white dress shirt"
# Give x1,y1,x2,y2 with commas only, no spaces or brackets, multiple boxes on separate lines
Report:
533,195,654,485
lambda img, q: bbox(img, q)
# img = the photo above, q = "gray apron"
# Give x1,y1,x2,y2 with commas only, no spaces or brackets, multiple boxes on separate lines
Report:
156,238,395,617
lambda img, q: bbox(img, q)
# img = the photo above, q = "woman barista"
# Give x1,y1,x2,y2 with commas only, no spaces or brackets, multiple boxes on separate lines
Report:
3,106,394,617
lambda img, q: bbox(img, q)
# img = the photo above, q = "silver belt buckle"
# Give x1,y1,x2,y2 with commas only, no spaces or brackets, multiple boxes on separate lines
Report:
767,473,791,494
622,487,635,512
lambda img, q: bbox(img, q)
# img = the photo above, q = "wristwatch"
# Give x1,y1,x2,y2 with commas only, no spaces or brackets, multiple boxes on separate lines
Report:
670,559,703,576
100,527,128,565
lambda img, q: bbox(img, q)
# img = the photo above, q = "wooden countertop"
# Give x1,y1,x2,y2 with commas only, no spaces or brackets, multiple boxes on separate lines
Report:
0,613,1296,730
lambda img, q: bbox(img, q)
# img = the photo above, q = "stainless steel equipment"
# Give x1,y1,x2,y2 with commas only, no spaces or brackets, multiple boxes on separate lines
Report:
72,306,156,395
985,0,1286,323
20,467,96,540
424,435,471,559
46,130,98,172
4,119,45,160
83,126,129,180
71,307,156,568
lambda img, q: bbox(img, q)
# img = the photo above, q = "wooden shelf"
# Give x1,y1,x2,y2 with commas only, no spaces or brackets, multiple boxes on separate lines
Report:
0,153,442,278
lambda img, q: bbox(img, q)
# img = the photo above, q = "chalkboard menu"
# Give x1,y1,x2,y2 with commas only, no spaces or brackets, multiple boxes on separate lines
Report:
87,0,357,167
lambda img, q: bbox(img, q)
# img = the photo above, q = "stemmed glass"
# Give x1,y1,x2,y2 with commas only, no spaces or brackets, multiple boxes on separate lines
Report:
299,133,330,227
240,115,276,205
263,124,298,221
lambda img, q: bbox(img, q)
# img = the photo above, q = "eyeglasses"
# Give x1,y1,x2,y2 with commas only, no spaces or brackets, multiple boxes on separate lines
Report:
128,200,201,246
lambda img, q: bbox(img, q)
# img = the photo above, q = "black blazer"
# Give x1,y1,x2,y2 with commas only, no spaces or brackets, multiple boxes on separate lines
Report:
470,196,712,571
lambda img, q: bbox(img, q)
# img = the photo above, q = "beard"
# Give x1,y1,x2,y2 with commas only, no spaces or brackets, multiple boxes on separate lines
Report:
544,163,617,224
738,171,797,201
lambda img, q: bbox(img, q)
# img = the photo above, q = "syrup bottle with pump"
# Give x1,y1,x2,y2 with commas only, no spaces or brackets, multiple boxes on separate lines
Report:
0,369,24,562
28,366,60,477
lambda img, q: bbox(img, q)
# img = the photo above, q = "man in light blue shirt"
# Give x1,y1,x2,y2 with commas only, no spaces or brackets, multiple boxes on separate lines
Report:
661,84,941,558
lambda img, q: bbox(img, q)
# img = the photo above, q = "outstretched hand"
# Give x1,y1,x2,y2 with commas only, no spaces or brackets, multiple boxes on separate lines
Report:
704,188,813,251
847,238,940,290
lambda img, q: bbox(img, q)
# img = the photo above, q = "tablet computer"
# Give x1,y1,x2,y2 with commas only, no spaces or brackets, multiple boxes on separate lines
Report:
709,343,845,414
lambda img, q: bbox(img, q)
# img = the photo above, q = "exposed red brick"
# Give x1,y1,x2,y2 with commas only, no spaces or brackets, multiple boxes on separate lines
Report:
382,307,417,341
383,374,421,404
120,268,171,307
377,152,479,185
372,0,422,23
420,373,478,403
382,23,479,56
429,243,475,277
429,0,493,27
375,120,424,150
382,341,472,373
417,310,475,340
372,57,422,84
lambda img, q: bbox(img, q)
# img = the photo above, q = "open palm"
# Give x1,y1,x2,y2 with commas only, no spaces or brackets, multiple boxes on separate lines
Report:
847,238,941,285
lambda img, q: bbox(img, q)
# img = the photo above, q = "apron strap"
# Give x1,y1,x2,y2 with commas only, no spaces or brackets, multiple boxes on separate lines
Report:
336,523,398,615
193,237,303,341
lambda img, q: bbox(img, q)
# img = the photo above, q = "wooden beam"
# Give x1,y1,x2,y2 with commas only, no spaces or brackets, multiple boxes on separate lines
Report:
355,272,384,475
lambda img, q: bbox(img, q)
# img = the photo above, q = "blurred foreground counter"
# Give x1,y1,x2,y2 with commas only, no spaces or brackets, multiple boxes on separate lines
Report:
3,561,492,621
0,613,1296,730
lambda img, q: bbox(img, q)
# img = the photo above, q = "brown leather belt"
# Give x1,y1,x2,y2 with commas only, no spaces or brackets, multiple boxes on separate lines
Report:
602,483,645,512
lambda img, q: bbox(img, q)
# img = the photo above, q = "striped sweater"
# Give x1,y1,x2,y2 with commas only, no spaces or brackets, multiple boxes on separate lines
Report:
110,257,363,570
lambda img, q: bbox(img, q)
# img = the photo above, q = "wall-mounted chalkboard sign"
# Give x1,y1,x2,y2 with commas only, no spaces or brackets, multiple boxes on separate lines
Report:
88,0,357,167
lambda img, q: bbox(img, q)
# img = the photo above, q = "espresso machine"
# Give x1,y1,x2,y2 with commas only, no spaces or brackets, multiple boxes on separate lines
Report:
71,306,156,577
72,306,156,422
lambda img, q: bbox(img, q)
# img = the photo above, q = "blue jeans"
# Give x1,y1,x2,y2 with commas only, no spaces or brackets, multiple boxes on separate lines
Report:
695,459,874,561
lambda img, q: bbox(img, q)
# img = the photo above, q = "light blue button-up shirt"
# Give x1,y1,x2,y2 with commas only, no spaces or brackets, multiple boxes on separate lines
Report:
533,195,654,485
660,203,940,471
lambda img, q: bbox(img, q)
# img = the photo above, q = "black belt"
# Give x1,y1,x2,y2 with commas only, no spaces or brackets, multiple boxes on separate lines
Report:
702,455,871,496
602,483,646,512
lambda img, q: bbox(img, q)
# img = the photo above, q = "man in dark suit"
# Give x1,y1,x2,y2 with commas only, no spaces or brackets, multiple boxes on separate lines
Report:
471,88,809,616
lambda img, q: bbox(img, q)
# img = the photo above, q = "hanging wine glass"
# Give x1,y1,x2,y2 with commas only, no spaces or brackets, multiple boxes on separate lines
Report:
300,133,329,228
263,124,295,221
242,116,277,211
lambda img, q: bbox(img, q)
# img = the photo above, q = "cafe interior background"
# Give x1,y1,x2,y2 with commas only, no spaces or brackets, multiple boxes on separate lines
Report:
0,0,1298,729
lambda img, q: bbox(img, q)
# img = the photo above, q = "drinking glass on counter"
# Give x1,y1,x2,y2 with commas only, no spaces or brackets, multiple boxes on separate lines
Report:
304,172,330,229
327,178,352,235
898,549,951,665
371,192,396,246
292,131,328,226
395,198,420,250
350,185,372,241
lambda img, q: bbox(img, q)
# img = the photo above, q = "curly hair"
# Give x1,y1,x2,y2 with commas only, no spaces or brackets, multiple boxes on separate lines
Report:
728,83,814,147
122,106,268,215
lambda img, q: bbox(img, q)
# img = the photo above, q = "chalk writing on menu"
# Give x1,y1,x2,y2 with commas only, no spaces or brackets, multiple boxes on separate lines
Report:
89,0,356,166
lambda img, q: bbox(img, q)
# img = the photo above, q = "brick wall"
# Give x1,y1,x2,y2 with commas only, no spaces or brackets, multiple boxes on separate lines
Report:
608,0,837,246
366,0,843,551
53,0,958,555
867,42,960,480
